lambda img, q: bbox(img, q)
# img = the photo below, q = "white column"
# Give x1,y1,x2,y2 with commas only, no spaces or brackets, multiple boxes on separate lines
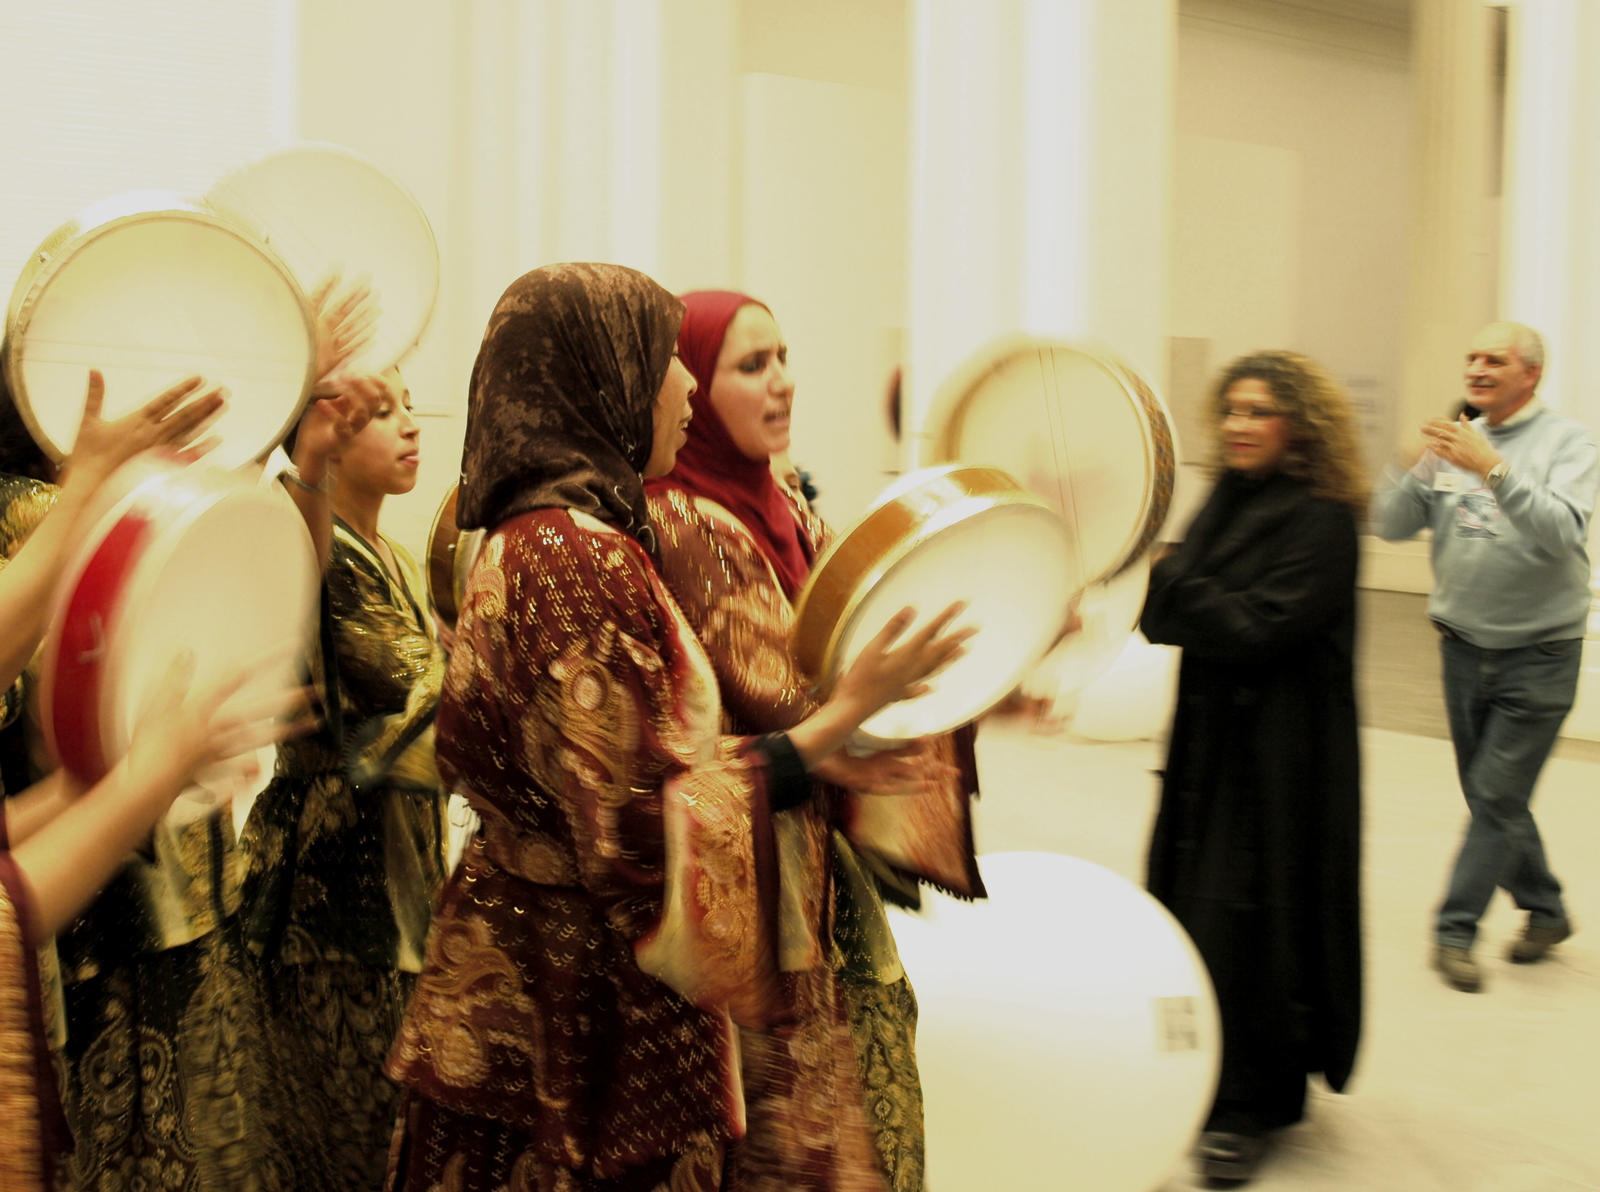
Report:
904,0,1175,461
1499,0,1600,424
1397,0,1497,448
296,0,745,557
1499,1,1600,738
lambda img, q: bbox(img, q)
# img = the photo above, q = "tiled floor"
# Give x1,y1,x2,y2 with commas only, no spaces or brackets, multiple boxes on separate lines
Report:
915,600,1600,1190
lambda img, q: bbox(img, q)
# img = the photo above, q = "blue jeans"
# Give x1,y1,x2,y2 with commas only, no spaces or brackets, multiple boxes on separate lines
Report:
1435,633,1578,948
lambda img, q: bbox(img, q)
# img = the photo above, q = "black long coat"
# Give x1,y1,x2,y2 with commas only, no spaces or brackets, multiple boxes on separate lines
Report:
1141,470,1362,1107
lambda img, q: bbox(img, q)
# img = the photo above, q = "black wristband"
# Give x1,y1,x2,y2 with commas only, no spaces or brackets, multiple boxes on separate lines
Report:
754,732,810,811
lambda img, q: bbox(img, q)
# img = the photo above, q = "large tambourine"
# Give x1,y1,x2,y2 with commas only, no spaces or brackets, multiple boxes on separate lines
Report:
39,455,318,799
3,192,317,470
791,465,1079,747
425,482,485,630
924,338,1178,586
207,143,440,376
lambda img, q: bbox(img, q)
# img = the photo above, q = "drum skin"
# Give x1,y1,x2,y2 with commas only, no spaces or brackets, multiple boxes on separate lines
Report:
3,191,316,468
791,464,1078,745
426,485,461,627
208,143,440,377
925,336,1178,585
39,455,318,786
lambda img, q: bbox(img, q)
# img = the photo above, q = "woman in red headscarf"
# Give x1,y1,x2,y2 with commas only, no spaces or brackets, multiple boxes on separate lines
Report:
645,291,982,1192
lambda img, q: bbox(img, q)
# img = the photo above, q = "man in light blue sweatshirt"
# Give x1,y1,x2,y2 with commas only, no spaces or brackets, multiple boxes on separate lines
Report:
1372,321,1597,993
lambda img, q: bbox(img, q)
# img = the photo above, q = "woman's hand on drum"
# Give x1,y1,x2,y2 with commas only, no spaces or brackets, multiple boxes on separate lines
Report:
832,602,974,716
119,650,315,812
62,370,227,492
293,373,387,478
310,274,380,395
1047,603,1085,650
787,603,974,770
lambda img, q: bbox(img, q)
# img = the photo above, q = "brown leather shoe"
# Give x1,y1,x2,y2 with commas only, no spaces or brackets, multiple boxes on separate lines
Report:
1433,944,1482,992
1507,917,1573,964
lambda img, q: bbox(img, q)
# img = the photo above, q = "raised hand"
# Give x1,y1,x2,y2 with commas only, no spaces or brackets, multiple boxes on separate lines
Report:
310,274,380,396
62,370,226,491
292,372,388,478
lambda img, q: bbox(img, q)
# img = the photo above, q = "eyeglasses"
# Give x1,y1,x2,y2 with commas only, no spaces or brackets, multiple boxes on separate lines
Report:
1222,406,1285,422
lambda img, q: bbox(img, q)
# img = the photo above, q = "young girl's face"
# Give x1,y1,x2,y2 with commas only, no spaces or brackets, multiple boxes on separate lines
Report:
339,368,420,496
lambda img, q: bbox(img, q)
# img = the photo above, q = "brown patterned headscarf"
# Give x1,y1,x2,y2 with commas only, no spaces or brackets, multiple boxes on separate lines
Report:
456,263,685,551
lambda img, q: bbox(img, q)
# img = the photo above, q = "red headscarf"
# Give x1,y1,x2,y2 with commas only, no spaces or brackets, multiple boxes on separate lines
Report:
648,290,813,597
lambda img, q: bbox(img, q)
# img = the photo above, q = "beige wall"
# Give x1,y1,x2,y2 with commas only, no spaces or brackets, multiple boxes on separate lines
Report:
290,0,912,556
1171,6,1414,481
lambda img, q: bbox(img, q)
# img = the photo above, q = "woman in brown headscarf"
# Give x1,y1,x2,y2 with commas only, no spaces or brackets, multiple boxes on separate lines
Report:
644,291,982,1192
385,264,968,1192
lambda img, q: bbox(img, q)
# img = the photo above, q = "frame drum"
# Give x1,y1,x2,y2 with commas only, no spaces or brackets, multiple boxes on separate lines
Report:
925,337,1177,585
39,455,318,795
3,192,316,470
791,465,1078,746
425,483,484,630
208,144,440,376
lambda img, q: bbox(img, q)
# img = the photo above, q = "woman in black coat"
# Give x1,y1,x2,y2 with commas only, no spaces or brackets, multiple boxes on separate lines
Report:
1141,351,1364,1184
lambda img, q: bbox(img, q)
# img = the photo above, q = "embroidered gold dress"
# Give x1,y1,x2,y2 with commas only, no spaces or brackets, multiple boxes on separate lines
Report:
385,509,812,1192
0,473,292,1190
238,518,447,1192
647,484,982,1192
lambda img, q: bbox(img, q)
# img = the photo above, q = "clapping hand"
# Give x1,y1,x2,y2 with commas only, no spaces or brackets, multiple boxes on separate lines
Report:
1422,414,1501,480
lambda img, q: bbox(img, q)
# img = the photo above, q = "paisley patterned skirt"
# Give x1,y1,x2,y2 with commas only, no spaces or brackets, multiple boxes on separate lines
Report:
842,976,924,1192
59,921,294,1192
257,956,415,1192
385,1091,725,1192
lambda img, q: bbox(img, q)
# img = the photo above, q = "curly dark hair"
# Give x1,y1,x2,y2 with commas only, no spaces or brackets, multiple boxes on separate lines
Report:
1210,350,1367,510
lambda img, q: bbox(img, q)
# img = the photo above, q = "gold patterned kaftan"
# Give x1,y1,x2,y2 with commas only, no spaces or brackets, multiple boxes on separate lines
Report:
52,744,293,1192
646,484,984,1192
386,508,805,1191
238,518,448,1192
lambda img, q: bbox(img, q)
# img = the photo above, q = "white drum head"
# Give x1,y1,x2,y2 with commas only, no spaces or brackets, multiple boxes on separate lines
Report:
838,502,1078,744
43,462,317,798
929,339,1177,585
109,488,312,765
208,144,439,375
4,193,315,469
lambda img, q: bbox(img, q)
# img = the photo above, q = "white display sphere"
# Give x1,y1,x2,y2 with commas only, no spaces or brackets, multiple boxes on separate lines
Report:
890,852,1220,1192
